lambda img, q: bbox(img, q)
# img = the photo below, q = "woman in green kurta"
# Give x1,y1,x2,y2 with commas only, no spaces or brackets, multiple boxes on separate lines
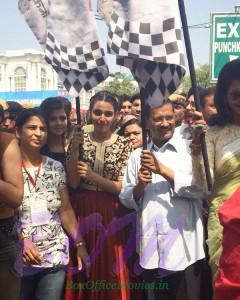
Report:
206,125,240,281
192,59,240,283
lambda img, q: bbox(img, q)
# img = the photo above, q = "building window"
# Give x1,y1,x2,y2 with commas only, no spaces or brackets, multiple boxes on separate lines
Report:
41,68,46,90
14,67,26,91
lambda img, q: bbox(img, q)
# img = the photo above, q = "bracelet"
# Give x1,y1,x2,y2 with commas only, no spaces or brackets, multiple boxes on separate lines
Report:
18,234,29,241
75,240,86,248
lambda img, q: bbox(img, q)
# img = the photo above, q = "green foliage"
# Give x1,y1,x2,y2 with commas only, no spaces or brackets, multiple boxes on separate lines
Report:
104,74,136,96
181,64,211,93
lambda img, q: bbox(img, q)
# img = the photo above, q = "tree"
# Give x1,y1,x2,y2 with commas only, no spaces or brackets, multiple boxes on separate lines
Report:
104,75,136,96
181,64,211,93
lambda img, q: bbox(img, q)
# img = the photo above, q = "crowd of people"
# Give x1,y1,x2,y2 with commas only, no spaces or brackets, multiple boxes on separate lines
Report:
0,59,240,300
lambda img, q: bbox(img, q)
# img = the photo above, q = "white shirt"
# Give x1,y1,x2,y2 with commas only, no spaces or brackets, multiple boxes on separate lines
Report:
174,123,192,140
119,132,205,271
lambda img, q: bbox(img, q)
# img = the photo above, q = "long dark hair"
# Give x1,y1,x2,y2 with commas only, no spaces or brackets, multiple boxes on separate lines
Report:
40,97,72,144
209,59,240,126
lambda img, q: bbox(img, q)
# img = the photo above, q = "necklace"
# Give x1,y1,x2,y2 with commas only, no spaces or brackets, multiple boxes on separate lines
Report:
22,157,42,191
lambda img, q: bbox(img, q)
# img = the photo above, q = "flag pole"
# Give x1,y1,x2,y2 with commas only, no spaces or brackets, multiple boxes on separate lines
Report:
140,89,148,150
178,0,212,191
76,96,81,125
75,96,83,160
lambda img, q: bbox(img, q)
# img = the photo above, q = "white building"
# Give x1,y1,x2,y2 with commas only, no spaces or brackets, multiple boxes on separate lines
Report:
0,49,138,109
0,49,58,92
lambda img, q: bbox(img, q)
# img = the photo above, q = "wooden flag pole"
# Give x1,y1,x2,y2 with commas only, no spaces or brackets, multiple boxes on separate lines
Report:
75,96,83,160
178,0,212,191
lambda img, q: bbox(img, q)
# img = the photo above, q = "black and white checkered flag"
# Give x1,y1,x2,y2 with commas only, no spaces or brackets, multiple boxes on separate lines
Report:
105,0,186,107
53,67,109,96
19,0,109,97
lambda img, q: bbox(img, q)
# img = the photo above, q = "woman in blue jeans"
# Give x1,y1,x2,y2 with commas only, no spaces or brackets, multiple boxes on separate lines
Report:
15,108,89,300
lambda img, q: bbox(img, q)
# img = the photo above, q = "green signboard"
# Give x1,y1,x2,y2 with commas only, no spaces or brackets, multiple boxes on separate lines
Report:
210,13,240,82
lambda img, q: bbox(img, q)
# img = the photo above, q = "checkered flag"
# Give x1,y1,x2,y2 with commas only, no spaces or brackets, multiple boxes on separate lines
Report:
45,33,106,72
19,0,109,96
54,66,109,97
45,29,109,96
106,0,186,107
117,57,185,107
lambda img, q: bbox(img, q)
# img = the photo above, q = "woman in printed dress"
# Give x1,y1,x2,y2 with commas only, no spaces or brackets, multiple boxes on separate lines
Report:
65,91,132,300
192,59,240,300
15,108,89,300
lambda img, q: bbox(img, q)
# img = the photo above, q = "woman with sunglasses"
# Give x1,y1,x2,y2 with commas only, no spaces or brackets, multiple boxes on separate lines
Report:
65,91,132,300
40,97,72,166
15,108,89,300
192,59,240,300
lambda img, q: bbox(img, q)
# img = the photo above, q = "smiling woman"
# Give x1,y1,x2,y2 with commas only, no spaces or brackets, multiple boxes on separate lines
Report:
65,91,133,300
40,97,72,166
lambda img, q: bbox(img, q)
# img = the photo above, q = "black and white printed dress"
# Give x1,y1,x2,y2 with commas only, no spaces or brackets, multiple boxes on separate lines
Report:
17,156,69,268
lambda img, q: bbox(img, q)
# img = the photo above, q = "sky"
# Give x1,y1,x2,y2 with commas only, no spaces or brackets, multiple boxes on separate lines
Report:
0,1,239,73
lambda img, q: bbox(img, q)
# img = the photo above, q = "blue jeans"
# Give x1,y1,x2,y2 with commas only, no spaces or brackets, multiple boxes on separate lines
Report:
21,265,66,300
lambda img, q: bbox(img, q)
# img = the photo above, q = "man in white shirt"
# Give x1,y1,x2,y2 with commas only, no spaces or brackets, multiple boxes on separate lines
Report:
120,100,205,300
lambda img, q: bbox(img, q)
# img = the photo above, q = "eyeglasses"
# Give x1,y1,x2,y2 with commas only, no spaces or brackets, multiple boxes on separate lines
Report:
92,109,114,117
48,116,67,121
